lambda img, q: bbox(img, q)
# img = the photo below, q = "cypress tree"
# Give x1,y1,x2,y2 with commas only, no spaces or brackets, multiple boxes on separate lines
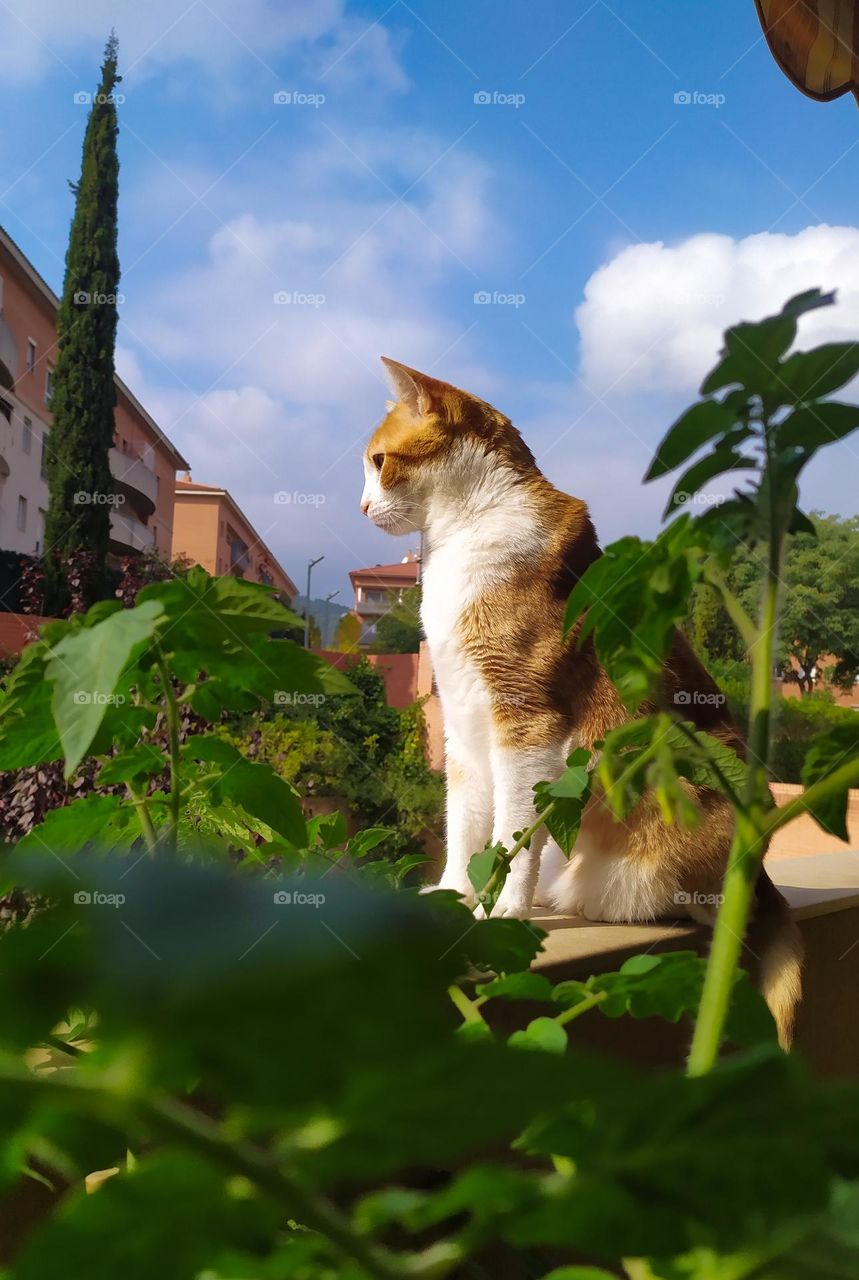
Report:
43,35,121,613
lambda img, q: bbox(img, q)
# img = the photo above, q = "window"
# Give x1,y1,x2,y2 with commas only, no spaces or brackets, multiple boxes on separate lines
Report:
16,496,27,532
0,398,11,423
22,418,32,455
40,434,48,480
44,367,54,405
26,340,36,375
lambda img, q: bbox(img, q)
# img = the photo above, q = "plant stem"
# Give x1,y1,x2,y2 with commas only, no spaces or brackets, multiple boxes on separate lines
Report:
125,784,158,854
701,568,758,653
687,528,782,1077
155,654,181,853
481,802,555,909
448,984,486,1025
555,990,608,1025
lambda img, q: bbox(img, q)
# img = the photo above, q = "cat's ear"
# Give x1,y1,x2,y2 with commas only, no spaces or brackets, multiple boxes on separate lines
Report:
381,357,451,418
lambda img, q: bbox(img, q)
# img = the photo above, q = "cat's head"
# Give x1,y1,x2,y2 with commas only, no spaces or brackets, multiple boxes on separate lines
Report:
360,358,536,533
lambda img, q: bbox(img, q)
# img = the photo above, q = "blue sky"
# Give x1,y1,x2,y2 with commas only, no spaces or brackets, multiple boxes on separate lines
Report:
1,0,858,596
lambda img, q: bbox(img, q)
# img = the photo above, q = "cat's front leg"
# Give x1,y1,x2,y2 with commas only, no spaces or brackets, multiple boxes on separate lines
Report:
424,746,493,905
489,743,566,919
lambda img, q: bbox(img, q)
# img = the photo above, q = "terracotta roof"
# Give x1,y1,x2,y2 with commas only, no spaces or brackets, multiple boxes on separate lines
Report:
349,560,419,585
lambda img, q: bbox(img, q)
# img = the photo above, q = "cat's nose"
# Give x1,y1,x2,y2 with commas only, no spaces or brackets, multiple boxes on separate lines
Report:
360,499,370,515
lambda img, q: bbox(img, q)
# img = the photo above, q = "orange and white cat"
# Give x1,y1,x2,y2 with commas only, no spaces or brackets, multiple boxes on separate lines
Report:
360,358,802,1044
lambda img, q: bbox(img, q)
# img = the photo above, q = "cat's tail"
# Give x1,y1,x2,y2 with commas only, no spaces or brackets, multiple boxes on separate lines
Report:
749,868,803,1050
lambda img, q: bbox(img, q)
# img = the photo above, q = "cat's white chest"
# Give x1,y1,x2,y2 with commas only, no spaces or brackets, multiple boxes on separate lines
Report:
420,541,492,755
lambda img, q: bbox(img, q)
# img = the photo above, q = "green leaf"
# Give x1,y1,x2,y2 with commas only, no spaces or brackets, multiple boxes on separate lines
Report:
800,722,859,841
184,735,306,847
779,341,859,401
534,749,593,855
663,443,757,519
98,743,166,787
47,600,164,777
8,1154,280,1280
646,400,742,481
468,841,507,910
508,1016,568,1055
778,400,859,451
0,642,63,769
14,794,139,857
477,971,555,1002
344,827,395,859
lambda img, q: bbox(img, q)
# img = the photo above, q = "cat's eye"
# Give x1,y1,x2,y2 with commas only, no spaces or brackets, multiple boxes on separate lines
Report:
372,452,385,471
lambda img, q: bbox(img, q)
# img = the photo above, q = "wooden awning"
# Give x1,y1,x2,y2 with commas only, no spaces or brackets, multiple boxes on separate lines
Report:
755,0,859,103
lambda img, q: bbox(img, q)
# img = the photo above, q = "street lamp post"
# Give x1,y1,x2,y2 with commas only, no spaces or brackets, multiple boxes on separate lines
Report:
323,589,339,648
304,555,324,648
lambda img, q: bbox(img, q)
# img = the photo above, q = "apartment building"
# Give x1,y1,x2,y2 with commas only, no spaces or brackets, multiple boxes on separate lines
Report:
0,225,188,560
349,550,419,627
172,478,298,603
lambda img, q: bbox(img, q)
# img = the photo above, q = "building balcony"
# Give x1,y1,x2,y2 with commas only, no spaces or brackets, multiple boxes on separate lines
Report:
109,446,157,518
110,509,155,554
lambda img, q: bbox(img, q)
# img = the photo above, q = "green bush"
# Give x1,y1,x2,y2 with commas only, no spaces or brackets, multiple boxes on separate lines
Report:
770,694,859,783
221,657,444,863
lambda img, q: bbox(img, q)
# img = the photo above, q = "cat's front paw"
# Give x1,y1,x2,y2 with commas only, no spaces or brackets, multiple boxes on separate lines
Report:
482,882,533,919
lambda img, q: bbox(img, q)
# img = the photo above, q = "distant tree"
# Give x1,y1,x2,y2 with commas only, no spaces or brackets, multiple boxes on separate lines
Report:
777,513,859,695
687,511,859,696
372,586,423,654
43,35,122,614
334,612,361,653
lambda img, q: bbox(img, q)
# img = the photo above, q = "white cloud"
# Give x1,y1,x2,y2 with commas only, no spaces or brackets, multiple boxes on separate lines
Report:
0,0,407,92
576,225,859,395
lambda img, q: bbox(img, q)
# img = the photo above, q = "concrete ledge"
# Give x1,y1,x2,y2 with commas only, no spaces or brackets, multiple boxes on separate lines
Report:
514,851,859,1078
